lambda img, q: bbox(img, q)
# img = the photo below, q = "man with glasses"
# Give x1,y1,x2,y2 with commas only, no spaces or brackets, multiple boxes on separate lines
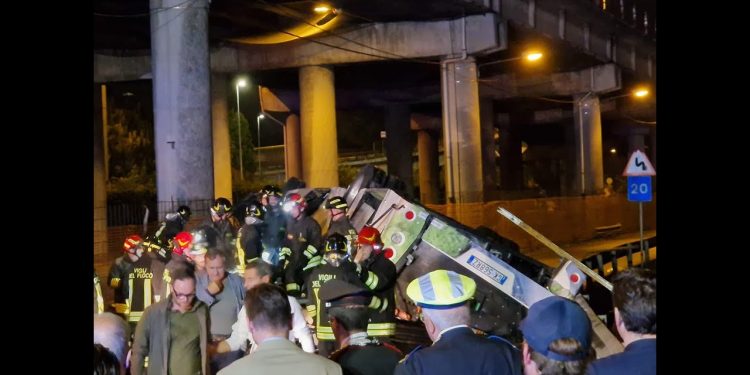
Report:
131,267,210,375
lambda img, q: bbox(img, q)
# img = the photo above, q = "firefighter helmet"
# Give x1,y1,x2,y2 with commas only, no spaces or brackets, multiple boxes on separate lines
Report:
189,228,209,256
123,234,143,253
324,233,349,267
357,226,383,250
245,203,265,221
211,197,233,215
324,196,348,210
282,192,307,212
173,231,193,256
261,185,283,199
177,205,191,220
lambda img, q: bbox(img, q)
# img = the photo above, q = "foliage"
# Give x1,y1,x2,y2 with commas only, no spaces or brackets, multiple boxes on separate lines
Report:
228,110,256,181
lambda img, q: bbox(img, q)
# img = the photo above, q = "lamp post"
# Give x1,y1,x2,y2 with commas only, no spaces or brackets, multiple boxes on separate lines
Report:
257,113,265,177
236,79,247,181
478,51,544,68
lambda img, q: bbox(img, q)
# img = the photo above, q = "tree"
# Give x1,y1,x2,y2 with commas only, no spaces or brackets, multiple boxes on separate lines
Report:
228,109,256,181
106,106,155,193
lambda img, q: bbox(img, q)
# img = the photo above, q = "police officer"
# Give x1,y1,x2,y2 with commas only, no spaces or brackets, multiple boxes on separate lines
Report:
353,226,397,340
236,202,265,268
305,234,362,357
321,279,403,374
394,269,522,375
279,193,323,296
324,196,357,245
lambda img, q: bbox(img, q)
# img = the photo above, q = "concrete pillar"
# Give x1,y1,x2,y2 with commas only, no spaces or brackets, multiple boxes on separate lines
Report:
94,84,108,261
627,128,648,154
299,65,338,187
440,57,483,203
285,114,302,180
150,0,213,216
573,93,604,195
480,97,498,199
416,130,440,203
499,112,526,191
384,104,415,196
212,74,232,200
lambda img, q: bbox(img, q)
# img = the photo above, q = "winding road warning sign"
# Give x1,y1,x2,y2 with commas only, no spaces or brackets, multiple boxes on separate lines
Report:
622,150,656,176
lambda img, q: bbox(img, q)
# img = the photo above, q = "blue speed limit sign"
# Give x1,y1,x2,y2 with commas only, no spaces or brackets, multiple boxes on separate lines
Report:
627,176,652,202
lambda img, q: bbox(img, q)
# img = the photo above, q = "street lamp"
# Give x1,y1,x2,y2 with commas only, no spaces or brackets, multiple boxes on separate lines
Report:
257,113,265,177
236,79,247,181
478,50,544,68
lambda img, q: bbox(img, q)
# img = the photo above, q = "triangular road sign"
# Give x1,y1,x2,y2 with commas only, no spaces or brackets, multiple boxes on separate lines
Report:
622,150,656,176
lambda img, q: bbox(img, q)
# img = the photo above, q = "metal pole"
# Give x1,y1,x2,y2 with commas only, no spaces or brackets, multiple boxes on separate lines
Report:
639,202,644,252
257,116,262,177
236,84,244,181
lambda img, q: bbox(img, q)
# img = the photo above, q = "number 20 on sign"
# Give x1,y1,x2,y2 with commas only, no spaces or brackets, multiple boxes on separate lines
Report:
627,176,652,202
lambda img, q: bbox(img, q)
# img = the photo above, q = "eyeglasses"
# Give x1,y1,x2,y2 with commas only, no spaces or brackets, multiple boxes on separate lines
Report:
172,288,195,299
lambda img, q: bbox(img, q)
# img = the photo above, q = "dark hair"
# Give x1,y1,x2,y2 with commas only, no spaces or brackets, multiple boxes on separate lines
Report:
94,343,120,375
171,266,195,283
528,338,595,375
205,248,226,261
612,268,656,334
246,259,272,278
245,284,291,331
328,306,369,332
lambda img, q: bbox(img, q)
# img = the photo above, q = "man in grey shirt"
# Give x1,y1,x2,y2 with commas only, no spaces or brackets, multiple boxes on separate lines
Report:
196,249,245,373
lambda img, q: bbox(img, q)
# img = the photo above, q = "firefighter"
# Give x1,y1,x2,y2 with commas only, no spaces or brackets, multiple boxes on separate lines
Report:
162,231,195,299
279,192,323,296
154,205,191,245
324,196,357,246
236,202,265,268
305,233,363,357
259,185,286,257
203,197,241,273
107,234,141,318
352,226,397,340
114,235,165,333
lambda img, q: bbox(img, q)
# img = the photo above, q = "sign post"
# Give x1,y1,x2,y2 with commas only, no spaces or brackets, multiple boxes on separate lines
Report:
622,150,656,252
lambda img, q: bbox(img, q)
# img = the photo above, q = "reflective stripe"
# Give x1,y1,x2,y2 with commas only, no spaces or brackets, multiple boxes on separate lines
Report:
365,271,379,289
286,283,300,292
128,278,134,308
304,245,317,259
317,326,333,333
144,278,152,309
379,297,389,313
306,304,317,318
418,274,435,301
368,296,382,310
303,256,322,271
367,322,397,336
316,332,335,340
236,233,246,271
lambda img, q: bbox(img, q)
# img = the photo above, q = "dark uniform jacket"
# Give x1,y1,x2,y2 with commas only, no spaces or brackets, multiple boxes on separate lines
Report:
237,223,264,265
306,261,362,341
108,255,135,304
126,254,166,324
394,326,522,375
261,207,286,250
358,252,397,337
587,338,656,375
282,215,323,294
330,337,402,375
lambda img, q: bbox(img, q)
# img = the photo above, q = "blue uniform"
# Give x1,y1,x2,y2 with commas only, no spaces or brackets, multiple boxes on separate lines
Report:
394,326,522,375
587,339,656,375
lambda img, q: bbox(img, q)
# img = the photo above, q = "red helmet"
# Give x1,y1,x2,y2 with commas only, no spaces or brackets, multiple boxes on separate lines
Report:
282,193,307,212
357,226,383,250
123,234,143,253
173,232,193,256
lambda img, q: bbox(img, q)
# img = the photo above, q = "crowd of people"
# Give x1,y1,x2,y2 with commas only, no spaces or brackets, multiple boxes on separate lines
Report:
94,185,656,375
